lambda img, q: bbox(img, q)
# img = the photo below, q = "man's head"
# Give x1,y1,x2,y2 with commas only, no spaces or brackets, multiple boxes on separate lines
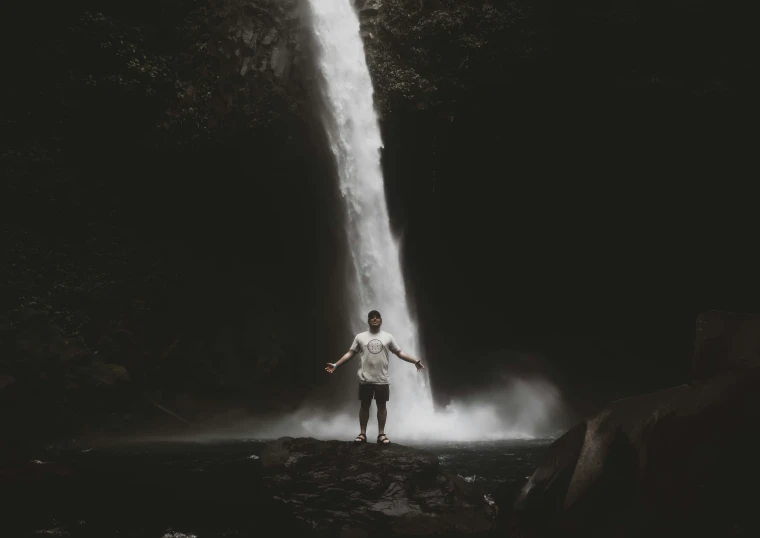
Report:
368,310,382,330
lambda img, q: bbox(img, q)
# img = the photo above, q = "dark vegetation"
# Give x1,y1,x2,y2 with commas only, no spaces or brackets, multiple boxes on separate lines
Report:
1,0,338,444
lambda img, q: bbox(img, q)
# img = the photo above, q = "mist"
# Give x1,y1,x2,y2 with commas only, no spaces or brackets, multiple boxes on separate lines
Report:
265,376,571,443
136,371,574,445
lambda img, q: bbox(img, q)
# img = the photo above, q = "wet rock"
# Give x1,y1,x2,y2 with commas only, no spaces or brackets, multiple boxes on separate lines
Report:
260,437,495,536
354,0,379,8
260,436,295,467
262,28,277,45
340,526,369,538
0,458,75,483
212,0,308,82
504,311,760,538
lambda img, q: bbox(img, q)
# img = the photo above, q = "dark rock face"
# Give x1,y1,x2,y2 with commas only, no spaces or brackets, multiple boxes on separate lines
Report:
692,310,760,381
0,0,343,445
207,0,317,126
260,437,496,536
358,0,534,116
502,310,760,538
361,0,758,415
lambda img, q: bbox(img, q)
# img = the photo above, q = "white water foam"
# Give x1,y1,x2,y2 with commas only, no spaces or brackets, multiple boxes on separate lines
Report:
243,374,567,442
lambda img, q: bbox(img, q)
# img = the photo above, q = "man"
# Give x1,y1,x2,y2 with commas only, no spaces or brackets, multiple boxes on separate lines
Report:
325,310,424,444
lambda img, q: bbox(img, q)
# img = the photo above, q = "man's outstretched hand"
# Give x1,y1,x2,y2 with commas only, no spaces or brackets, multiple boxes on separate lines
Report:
325,363,336,374
415,361,425,372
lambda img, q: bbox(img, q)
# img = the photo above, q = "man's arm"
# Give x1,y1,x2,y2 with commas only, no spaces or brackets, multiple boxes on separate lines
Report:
325,350,355,373
395,350,418,363
334,350,356,367
396,350,424,371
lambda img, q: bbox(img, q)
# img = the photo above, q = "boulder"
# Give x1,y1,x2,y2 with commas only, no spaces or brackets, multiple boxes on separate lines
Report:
503,311,760,538
260,437,496,536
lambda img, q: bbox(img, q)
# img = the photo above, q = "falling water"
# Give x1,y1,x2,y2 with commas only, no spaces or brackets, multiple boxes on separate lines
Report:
307,0,435,437
228,0,568,443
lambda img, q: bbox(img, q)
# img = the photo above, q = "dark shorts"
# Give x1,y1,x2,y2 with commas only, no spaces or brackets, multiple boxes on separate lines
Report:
358,383,390,402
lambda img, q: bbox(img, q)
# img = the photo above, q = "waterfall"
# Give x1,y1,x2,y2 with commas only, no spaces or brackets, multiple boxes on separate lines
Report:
238,0,567,443
307,0,436,437
120,2,569,447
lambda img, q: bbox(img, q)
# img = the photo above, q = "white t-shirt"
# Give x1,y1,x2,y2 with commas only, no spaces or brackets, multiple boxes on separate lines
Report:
349,330,401,385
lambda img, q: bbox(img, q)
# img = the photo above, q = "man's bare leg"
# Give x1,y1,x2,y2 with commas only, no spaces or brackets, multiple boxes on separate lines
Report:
359,400,371,434
377,401,387,435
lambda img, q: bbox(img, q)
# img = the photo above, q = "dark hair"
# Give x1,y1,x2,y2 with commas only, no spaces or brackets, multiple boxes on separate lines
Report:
368,310,382,319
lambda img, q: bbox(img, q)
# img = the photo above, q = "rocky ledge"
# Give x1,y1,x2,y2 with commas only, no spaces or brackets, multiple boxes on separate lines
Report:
502,311,760,538
260,437,496,537
2,436,497,537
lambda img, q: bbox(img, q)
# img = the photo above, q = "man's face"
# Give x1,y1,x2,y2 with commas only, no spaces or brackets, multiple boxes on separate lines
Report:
368,313,382,329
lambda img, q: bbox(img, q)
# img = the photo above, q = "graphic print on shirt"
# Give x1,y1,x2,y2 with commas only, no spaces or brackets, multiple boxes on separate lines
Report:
368,339,383,354
349,330,401,384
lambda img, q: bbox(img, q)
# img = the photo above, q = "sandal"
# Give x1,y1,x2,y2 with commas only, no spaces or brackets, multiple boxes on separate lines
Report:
377,434,390,445
354,433,367,444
